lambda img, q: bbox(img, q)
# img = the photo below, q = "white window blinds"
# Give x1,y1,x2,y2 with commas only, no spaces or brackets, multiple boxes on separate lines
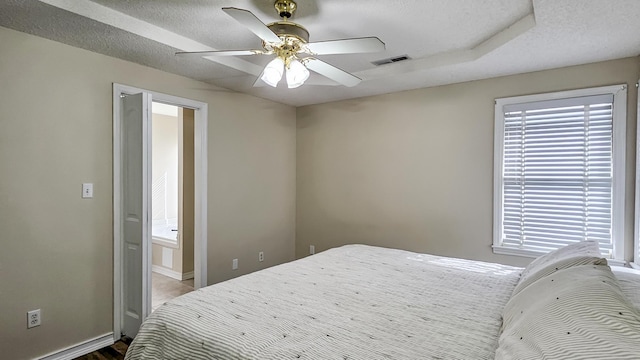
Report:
498,94,616,257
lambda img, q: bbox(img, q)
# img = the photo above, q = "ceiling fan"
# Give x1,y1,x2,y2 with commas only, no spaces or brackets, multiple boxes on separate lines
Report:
176,0,385,88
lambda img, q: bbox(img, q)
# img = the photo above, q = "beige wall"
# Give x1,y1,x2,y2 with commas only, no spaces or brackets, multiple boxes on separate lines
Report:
0,26,296,360
180,108,195,274
151,112,179,223
207,88,297,283
296,57,640,267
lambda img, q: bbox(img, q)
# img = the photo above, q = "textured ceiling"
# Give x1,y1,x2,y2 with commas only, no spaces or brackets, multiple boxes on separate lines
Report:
1,0,640,106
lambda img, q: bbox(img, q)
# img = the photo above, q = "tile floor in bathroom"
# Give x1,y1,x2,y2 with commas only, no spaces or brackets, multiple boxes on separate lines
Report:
151,272,194,312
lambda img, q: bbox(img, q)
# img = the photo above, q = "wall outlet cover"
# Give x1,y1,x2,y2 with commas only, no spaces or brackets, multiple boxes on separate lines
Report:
27,309,41,329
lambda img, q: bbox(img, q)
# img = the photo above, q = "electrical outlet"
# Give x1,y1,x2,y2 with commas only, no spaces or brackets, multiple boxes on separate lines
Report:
259,251,264,262
232,258,238,270
310,245,315,255
27,309,41,329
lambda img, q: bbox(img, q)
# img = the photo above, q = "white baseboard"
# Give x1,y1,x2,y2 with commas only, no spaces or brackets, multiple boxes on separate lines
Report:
38,333,114,360
183,271,194,280
152,265,194,281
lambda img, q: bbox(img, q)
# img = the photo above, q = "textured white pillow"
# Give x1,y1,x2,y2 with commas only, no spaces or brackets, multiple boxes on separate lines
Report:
612,267,640,310
496,265,640,360
512,240,607,296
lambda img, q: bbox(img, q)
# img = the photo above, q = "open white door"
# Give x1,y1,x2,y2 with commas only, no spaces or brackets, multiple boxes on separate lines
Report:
121,92,152,337
114,83,207,341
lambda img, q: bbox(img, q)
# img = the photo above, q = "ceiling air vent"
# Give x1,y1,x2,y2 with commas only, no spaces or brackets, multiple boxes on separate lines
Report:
371,55,411,66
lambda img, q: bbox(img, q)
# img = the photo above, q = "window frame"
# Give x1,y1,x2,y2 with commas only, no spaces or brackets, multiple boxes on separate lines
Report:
493,84,627,261
633,78,640,269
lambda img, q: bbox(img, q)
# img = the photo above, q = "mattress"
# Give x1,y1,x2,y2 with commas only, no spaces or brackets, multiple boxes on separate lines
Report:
125,245,522,360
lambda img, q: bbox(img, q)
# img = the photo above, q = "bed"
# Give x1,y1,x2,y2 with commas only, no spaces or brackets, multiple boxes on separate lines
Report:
125,243,640,359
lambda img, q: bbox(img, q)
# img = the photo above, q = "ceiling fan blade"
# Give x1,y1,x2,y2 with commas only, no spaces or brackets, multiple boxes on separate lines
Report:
222,7,282,44
253,74,267,87
305,37,385,55
176,49,265,57
304,58,361,87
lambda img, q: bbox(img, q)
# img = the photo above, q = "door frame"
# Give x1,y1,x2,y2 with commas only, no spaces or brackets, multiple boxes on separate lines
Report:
634,78,640,269
112,83,208,340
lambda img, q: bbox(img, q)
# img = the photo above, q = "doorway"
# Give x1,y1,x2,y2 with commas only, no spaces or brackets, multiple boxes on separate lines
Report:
112,84,208,340
150,102,196,311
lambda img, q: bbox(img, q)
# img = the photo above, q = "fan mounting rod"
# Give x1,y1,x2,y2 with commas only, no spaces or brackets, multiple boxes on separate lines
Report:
267,0,309,44
274,0,297,19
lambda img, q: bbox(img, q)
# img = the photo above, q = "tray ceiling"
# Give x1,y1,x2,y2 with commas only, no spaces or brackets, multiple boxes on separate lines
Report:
1,0,639,106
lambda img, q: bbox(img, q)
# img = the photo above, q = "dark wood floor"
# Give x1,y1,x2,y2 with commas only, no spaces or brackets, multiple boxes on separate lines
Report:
75,274,188,359
73,337,131,360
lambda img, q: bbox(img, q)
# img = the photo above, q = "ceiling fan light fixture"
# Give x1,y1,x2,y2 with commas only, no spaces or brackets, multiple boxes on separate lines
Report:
177,2,385,89
286,59,310,88
261,57,285,87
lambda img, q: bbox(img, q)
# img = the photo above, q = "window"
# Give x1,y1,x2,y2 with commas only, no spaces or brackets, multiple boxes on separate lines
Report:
493,85,627,261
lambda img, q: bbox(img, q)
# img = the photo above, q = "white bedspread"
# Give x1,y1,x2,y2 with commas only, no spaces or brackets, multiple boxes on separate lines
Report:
125,245,521,360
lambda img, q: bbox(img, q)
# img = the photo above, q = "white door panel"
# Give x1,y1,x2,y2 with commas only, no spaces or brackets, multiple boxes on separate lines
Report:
121,92,152,337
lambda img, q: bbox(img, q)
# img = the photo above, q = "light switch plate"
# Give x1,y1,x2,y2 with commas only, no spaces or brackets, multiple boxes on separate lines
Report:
82,183,93,198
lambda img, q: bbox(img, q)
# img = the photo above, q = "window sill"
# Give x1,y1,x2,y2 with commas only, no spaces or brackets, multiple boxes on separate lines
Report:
492,245,626,266
492,245,544,259
608,258,627,267
152,237,180,249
